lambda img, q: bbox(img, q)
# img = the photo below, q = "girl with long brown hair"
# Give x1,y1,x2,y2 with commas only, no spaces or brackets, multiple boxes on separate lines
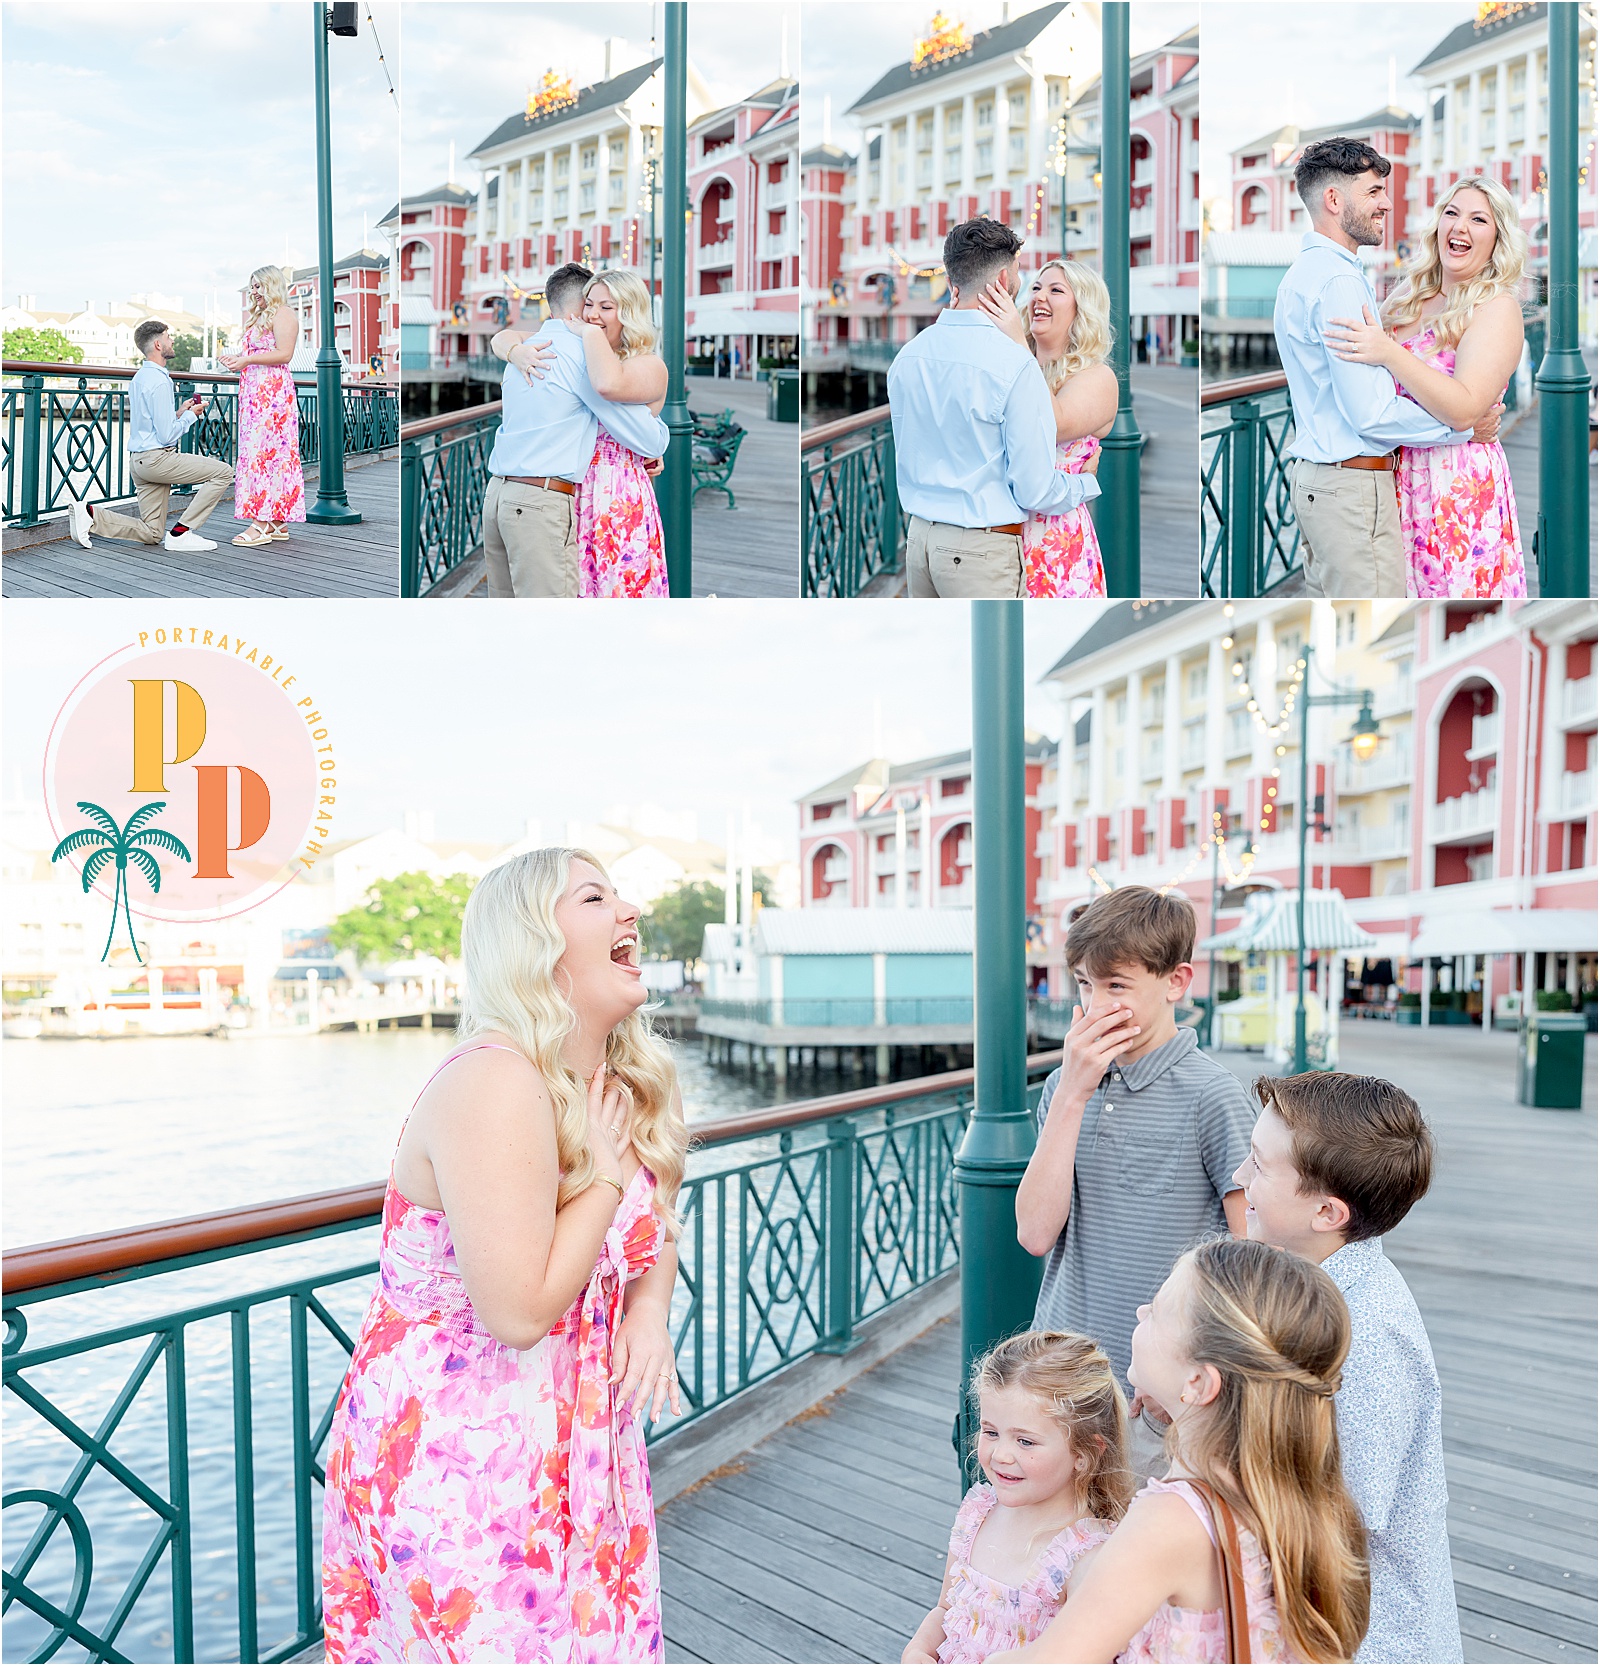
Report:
994,1239,1369,1664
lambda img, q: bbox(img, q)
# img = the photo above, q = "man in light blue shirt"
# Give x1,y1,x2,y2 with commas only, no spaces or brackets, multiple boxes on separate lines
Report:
1273,138,1495,598
480,262,668,597
887,217,1099,598
69,319,235,555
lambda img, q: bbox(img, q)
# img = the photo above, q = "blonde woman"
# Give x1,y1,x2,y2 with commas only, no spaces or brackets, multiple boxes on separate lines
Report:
996,1238,1369,1664
978,261,1117,596
220,264,304,548
1325,177,1527,598
322,850,688,1663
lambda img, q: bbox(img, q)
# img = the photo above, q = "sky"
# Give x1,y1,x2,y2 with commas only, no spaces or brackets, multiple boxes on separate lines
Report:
1201,2,1470,225
401,1,799,197
1,600,1110,862
2,1,400,317
801,0,1200,154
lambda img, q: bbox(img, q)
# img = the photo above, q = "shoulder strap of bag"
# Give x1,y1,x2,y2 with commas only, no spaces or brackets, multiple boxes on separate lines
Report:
1187,1479,1252,1664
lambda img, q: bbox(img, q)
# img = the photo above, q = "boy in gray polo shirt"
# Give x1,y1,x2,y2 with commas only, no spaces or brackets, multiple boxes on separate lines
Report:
1016,887,1252,1402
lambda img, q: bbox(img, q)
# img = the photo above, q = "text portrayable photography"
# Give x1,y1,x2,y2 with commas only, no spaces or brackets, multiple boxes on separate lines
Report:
398,0,801,600
1201,1,1596,603
800,0,1201,600
1,2,402,601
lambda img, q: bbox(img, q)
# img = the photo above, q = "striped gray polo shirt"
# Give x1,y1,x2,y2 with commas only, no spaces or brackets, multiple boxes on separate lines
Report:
1030,1027,1255,1393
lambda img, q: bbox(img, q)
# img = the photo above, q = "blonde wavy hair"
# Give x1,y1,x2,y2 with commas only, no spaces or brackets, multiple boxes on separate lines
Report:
245,263,291,329
1025,261,1113,392
455,848,687,1227
1172,1239,1368,1664
585,268,659,359
971,1331,1133,1524
1380,175,1527,348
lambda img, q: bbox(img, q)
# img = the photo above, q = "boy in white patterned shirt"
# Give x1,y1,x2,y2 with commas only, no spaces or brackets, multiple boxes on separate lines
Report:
1233,1071,1461,1665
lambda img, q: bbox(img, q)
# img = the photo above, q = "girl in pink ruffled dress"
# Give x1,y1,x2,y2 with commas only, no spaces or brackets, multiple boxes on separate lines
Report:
902,1333,1130,1664
1325,176,1528,599
991,1241,1369,1664
978,261,1119,598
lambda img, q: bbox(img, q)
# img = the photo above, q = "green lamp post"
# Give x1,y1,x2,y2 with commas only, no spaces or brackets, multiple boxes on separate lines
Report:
1097,0,1142,596
306,2,361,526
659,1,694,597
1534,1,1589,597
1293,644,1381,1073
954,600,1043,1485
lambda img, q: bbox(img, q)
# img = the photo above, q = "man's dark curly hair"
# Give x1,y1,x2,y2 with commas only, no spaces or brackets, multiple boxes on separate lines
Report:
1294,138,1390,210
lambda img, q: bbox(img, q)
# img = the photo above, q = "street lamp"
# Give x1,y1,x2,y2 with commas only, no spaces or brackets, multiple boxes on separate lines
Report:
659,1,693,596
1293,643,1380,1072
306,2,362,526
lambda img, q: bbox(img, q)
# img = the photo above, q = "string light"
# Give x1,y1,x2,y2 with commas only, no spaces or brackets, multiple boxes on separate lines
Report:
364,4,397,103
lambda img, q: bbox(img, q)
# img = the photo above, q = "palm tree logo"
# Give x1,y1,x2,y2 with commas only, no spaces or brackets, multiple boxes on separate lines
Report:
51,801,192,963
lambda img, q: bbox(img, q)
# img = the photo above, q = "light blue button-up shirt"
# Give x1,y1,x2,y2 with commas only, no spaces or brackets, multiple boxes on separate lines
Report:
1325,1237,1463,1665
128,358,197,453
486,319,668,481
1274,233,1470,463
886,310,1099,526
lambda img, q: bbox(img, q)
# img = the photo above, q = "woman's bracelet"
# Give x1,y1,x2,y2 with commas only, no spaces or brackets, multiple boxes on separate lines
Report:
593,1173,625,1200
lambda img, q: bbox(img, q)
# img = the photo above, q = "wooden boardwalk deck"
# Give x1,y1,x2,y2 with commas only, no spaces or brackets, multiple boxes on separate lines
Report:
1,454,398,598
662,1022,1595,1664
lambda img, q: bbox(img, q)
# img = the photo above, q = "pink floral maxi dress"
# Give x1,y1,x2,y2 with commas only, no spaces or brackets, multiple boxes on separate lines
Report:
1117,1479,1290,1664
576,431,668,597
934,1484,1113,1663
1394,326,1525,599
234,319,306,524
322,1047,667,1663
1023,436,1106,598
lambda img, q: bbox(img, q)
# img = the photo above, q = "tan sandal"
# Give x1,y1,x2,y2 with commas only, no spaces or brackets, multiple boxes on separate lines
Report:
232,525,274,547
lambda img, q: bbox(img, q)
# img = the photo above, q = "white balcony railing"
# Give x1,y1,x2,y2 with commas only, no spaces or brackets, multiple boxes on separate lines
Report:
821,859,849,884
938,881,974,907
1558,769,1596,816
696,237,735,271
954,840,973,868
1128,204,1156,239
1357,820,1411,860
1372,677,1414,719
1469,711,1502,756
1336,750,1411,792
1427,787,1497,840
1561,674,1597,726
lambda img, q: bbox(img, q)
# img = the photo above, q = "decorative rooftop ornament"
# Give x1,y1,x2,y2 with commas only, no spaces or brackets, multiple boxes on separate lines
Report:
911,12,972,72
1473,2,1535,31
526,70,578,120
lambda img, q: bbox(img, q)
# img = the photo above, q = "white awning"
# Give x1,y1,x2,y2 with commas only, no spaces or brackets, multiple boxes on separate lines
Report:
683,308,800,336
1408,909,1597,958
1197,890,1378,954
1128,282,1200,314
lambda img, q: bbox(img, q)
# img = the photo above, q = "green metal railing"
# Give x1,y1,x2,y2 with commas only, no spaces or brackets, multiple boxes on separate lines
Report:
2,1058,1059,1664
399,403,501,597
1,361,397,529
1201,372,1304,597
801,406,904,597
698,996,974,1027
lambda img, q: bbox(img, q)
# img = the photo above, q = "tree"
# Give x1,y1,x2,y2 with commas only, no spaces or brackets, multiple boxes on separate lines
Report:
50,801,191,962
169,333,204,371
327,870,474,964
644,871,777,972
5,326,82,365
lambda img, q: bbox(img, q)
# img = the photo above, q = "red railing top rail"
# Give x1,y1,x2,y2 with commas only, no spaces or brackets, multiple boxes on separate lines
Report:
1201,371,1289,409
2,358,390,390
401,401,504,443
0,1051,1062,1295
801,404,893,451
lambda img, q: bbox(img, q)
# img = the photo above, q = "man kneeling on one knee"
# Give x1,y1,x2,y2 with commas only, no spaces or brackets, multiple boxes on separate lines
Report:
69,319,235,554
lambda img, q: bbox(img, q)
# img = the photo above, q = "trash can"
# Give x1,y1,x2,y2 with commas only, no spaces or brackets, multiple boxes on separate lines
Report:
767,368,800,423
1517,1011,1588,1109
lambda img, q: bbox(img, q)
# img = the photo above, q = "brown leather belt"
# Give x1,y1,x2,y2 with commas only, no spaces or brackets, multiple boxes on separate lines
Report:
500,474,577,495
1336,454,1396,472
989,522,1025,536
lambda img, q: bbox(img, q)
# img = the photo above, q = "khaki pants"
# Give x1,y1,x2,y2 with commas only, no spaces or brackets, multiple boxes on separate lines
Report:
1292,460,1406,598
89,448,234,544
481,476,579,599
906,515,1025,599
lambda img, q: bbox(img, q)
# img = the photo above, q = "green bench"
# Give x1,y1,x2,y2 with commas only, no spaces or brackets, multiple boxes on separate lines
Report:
690,424,746,508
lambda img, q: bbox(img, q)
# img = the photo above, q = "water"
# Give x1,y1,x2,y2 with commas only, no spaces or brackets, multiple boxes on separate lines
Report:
1,1031,947,1663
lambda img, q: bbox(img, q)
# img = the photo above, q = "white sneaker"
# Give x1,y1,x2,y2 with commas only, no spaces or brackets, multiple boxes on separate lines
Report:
68,497,93,549
164,529,217,552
